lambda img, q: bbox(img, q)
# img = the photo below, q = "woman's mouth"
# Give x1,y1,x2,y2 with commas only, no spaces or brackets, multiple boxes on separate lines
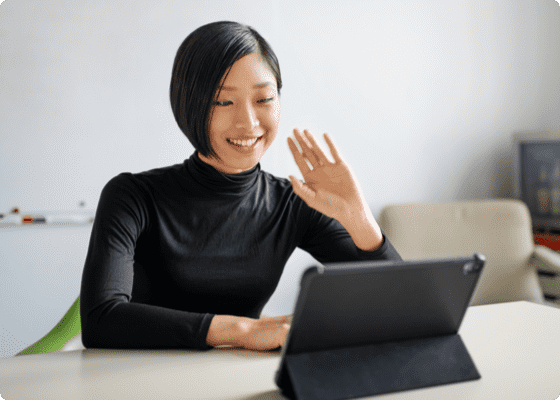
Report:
227,137,261,147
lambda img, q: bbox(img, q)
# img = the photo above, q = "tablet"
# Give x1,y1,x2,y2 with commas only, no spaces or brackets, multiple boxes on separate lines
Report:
275,253,485,398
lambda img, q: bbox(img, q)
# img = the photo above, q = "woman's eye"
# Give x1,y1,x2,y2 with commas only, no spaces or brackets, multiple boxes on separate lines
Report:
213,98,274,106
213,101,232,106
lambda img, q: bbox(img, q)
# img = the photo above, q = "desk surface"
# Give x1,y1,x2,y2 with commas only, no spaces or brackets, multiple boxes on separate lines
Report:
2,301,560,400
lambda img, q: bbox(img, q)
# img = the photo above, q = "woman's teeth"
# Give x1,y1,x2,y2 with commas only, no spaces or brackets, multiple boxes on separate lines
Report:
227,137,259,147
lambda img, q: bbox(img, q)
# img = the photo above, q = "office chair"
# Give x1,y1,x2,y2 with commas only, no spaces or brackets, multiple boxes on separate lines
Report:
16,296,82,355
378,199,560,306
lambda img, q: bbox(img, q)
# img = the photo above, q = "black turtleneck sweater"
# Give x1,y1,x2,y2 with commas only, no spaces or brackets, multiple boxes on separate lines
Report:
80,152,402,350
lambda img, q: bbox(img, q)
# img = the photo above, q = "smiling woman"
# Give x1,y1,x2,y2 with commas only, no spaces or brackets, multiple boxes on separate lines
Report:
169,21,282,163
79,21,402,353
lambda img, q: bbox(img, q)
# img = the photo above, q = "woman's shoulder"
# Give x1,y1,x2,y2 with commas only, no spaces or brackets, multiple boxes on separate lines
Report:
107,162,186,187
102,162,187,201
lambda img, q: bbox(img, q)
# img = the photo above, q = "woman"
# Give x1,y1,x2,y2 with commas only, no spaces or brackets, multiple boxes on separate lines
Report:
80,21,401,352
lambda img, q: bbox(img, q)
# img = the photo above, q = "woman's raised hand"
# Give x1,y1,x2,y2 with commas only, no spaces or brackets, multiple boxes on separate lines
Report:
288,129,363,226
287,128,384,251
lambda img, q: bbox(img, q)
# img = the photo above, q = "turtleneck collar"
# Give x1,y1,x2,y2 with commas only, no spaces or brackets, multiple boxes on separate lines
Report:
185,151,260,195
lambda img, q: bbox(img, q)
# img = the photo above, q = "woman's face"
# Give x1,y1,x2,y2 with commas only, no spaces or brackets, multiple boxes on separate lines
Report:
199,53,281,174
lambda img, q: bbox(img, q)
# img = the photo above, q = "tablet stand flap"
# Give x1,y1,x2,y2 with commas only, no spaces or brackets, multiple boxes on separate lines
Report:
283,334,480,400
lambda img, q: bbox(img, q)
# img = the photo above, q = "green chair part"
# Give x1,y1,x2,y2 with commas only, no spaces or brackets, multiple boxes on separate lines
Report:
16,296,82,356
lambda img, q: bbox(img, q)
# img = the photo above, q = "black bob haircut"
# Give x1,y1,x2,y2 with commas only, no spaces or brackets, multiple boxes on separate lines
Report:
170,21,282,158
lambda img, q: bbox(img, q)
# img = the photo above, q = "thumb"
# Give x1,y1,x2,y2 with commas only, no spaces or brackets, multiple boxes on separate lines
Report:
289,175,316,204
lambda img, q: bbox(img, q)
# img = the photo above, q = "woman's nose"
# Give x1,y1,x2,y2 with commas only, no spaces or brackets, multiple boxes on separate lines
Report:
235,103,259,130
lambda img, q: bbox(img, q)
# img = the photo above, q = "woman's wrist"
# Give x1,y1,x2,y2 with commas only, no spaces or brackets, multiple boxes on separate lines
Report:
341,205,384,252
206,315,252,347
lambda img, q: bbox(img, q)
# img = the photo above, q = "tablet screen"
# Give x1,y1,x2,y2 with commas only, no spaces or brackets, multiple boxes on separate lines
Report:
285,254,485,354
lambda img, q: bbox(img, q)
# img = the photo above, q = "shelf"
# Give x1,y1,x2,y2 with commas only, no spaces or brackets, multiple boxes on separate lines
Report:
0,221,93,230
0,211,95,230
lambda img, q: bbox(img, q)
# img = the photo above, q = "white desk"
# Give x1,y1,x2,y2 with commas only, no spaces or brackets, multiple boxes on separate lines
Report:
2,301,560,400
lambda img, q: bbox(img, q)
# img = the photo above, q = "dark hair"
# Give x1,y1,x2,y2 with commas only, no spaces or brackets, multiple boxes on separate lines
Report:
170,21,282,157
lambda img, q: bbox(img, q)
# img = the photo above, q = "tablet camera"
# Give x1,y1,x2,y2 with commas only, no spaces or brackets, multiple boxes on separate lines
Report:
463,261,480,275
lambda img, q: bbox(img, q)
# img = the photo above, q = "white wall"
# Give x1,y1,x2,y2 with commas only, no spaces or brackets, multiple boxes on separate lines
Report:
1,0,559,356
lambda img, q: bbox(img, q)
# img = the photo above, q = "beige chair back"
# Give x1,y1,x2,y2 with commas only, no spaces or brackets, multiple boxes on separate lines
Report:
378,199,544,306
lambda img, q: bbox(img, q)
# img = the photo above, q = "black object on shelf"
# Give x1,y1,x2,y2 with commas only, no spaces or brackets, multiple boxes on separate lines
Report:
544,294,559,301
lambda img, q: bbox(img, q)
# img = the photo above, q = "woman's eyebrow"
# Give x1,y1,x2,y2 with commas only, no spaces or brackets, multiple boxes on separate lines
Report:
220,82,274,91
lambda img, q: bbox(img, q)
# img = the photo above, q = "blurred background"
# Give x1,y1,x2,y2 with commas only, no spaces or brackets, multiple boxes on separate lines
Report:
1,0,559,357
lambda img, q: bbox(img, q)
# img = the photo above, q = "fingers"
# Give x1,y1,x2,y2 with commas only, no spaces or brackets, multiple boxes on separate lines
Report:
242,316,292,351
300,130,331,165
293,129,323,168
289,175,316,205
322,133,343,163
290,129,340,169
260,314,292,322
288,137,311,175
277,314,293,325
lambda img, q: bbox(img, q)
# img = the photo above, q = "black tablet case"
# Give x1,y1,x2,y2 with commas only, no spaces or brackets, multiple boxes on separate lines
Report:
275,254,485,400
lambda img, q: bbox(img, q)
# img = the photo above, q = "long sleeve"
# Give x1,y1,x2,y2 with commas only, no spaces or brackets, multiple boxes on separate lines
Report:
80,175,214,350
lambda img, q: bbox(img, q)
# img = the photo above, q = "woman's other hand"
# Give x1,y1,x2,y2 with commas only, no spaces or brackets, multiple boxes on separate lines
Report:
287,129,383,251
207,314,292,351
237,314,292,351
